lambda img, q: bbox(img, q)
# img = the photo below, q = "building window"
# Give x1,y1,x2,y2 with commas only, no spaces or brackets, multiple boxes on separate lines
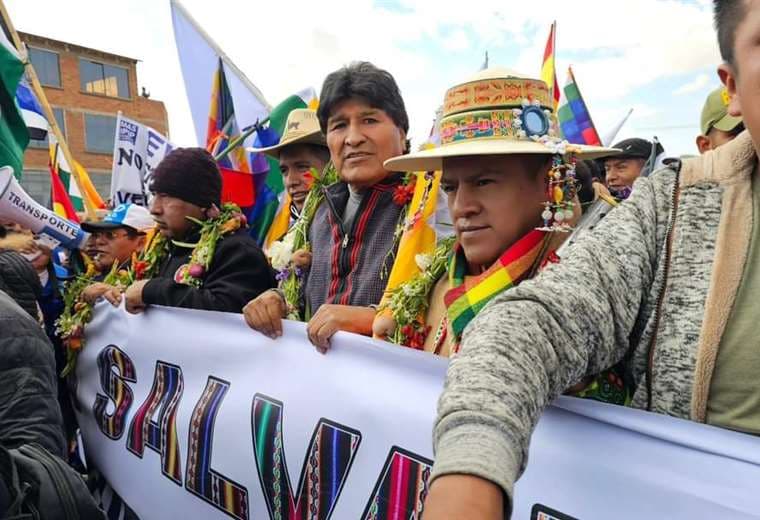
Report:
28,48,61,87
19,170,50,206
28,107,66,149
79,59,130,98
84,114,117,154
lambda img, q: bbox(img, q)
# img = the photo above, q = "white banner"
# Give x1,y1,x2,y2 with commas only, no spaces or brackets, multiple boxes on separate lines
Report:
75,305,760,520
110,114,174,207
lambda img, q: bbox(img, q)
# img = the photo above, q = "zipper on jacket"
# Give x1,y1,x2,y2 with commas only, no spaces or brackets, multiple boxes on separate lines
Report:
645,164,682,411
321,187,349,248
21,444,80,520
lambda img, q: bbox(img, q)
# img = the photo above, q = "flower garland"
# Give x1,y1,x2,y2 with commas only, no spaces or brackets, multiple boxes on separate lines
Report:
275,163,339,320
379,236,455,347
56,202,246,375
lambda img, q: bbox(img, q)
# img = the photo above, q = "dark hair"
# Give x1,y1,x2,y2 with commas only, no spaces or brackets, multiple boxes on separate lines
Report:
318,61,410,142
715,0,746,66
574,161,596,213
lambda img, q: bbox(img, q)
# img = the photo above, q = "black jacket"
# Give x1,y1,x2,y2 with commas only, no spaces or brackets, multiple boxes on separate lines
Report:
0,290,65,457
142,227,276,313
0,250,41,319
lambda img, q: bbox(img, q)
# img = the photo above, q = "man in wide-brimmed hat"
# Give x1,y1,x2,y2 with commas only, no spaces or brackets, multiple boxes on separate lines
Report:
375,67,617,358
425,1,760,517
249,108,330,250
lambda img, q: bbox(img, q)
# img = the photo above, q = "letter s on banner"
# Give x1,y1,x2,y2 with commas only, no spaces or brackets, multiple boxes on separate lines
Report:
93,345,137,440
251,394,362,519
185,377,249,520
126,361,184,485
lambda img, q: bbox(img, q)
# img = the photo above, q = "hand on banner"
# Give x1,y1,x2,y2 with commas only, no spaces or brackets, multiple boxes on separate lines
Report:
124,280,149,314
81,283,122,306
422,475,504,520
242,289,287,339
306,305,376,353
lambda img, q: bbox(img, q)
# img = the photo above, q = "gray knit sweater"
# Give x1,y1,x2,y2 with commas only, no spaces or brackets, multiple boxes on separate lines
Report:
431,130,759,515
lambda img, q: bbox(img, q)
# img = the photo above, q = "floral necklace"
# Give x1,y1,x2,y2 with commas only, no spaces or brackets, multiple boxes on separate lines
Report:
56,203,246,375
379,236,455,348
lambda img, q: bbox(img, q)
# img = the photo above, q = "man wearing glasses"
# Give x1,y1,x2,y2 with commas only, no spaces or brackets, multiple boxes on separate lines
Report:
80,204,153,304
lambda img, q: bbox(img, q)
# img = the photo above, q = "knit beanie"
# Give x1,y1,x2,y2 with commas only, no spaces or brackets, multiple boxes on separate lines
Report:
150,147,222,208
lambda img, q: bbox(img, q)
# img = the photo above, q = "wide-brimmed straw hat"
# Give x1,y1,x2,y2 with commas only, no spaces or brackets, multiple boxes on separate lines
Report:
247,108,326,158
384,67,618,172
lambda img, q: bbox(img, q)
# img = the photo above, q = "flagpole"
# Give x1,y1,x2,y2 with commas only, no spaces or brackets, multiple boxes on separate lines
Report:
551,21,557,109
0,0,98,220
213,117,269,163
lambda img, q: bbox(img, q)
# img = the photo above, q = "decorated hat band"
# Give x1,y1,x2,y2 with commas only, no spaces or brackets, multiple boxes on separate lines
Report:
440,103,556,146
444,77,552,117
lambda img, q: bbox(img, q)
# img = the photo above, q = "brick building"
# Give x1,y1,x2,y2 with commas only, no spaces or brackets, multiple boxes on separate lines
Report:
18,31,168,204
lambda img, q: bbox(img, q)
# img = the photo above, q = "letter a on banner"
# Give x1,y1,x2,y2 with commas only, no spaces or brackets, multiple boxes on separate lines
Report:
251,394,362,520
127,361,184,484
361,447,433,519
93,345,136,440
186,377,249,520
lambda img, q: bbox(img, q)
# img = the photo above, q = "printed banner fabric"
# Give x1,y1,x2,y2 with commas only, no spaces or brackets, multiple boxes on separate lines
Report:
75,305,760,519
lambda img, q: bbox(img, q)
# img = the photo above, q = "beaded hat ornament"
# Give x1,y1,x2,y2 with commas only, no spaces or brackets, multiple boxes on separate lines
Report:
384,67,620,232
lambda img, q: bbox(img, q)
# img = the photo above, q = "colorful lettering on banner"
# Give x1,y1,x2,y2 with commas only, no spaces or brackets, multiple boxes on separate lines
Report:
251,395,362,520
361,447,433,520
126,361,184,484
186,377,249,520
93,345,136,440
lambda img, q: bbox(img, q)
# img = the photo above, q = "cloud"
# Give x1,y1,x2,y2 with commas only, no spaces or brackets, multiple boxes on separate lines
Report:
4,0,719,155
673,73,711,95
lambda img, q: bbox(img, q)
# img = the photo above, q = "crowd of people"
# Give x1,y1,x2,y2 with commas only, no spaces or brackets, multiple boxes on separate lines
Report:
0,0,757,517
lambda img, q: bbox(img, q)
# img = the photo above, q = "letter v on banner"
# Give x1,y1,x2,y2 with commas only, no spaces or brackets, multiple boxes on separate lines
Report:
251,394,362,520
93,345,136,440
361,447,433,519
126,361,184,484
186,377,249,520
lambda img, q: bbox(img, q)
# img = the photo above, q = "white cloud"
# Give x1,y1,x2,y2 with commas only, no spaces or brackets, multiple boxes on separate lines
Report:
4,0,720,155
673,73,711,95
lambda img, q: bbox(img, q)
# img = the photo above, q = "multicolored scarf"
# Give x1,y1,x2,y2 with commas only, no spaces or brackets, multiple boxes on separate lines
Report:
444,229,547,346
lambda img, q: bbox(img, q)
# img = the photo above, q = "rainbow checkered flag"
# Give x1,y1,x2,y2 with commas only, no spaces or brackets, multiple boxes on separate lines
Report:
557,67,601,146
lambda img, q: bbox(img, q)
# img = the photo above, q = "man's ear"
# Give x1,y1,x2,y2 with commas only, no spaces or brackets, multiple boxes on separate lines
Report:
718,63,741,117
696,134,712,154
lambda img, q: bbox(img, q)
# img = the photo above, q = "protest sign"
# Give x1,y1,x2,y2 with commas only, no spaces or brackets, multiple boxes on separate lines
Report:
110,114,174,207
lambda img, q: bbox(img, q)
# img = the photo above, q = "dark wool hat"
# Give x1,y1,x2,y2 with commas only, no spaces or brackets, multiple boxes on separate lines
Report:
150,147,222,208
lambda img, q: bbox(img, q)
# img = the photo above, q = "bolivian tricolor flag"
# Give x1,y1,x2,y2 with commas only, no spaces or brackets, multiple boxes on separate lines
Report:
49,161,79,223
49,138,105,216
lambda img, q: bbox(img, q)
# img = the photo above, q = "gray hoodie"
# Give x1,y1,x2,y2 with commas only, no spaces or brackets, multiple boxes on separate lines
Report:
431,130,758,515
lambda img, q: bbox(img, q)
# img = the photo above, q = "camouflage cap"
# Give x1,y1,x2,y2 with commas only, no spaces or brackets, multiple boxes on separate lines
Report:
700,86,742,135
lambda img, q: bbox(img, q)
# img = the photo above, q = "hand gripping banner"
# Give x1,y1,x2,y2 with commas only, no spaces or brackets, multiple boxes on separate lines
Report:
75,305,760,519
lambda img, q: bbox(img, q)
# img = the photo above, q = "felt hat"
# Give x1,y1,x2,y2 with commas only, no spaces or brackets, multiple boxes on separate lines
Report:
385,67,619,172
247,109,326,158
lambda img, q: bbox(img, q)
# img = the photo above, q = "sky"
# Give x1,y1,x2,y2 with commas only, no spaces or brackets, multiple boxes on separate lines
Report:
6,0,722,157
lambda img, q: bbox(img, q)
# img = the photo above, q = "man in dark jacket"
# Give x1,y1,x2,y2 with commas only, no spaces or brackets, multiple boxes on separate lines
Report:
122,148,276,313
0,289,64,457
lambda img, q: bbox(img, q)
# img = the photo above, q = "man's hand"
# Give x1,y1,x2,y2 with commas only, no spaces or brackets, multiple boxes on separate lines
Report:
124,280,149,314
422,475,504,519
243,289,287,339
306,305,375,353
81,283,122,306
